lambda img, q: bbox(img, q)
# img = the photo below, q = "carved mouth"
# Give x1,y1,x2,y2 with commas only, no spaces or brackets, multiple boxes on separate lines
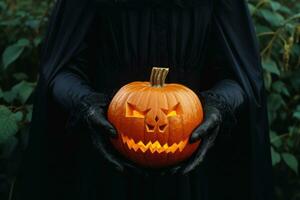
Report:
120,134,188,154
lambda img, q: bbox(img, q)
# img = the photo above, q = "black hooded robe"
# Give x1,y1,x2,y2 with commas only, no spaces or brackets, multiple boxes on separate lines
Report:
13,0,274,200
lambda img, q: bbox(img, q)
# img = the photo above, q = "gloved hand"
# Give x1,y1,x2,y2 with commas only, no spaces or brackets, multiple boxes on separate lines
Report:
70,92,148,175
159,99,221,175
160,83,242,175
168,103,222,175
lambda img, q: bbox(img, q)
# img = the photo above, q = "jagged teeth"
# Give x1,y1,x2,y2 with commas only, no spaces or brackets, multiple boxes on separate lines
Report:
121,134,188,154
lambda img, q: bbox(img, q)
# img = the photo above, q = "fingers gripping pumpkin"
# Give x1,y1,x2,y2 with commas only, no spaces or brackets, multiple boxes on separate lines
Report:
108,67,204,168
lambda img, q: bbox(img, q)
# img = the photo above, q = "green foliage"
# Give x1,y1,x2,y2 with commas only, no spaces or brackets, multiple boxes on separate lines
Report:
0,106,21,143
2,38,30,69
0,0,299,199
0,0,50,153
248,0,300,199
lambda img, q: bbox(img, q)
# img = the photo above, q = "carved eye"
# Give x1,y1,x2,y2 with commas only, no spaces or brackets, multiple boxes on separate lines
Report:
166,110,177,117
126,103,149,118
162,103,181,117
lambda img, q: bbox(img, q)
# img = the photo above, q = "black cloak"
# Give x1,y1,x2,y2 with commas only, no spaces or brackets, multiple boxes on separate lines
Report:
13,0,274,199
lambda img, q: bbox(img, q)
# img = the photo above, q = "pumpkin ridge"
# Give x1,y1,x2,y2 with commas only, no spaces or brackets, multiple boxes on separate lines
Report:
171,89,185,146
181,86,203,124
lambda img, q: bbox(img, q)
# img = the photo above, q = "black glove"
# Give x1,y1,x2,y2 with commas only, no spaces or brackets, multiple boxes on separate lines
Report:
50,66,148,175
161,79,245,175
68,92,149,175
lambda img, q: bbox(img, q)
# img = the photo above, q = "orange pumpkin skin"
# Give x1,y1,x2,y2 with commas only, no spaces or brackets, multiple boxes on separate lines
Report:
107,68,203,168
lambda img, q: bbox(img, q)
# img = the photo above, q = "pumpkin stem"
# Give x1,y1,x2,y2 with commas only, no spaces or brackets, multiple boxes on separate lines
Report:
150,67,169,87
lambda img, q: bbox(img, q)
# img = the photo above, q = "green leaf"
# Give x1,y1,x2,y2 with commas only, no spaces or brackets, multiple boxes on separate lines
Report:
260,9,285,26
279,5,292,15
14,111,23,122
271,147,281,166
293,112,300,120
268,94,285,112
11,81,35,104
293,105,300,120
2,90,17,103
248,3,256,15
272,81,290,96
2,81,35,103
270,2,281,11
0,106,19,143
262,59,281,75
2,39,30,69
2,44,25,69
0,2,7,10
33,37,43,47
25,19,40,29
256,25,273,34
288,126,299,137
270,131,282,148
264,72,272,91
17,38,30,47
282,153,298,174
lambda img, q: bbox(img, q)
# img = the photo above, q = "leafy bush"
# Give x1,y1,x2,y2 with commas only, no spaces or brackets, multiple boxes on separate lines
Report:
0,0,50,198
0,0,51,140
0,0,299,199
248,0,300,199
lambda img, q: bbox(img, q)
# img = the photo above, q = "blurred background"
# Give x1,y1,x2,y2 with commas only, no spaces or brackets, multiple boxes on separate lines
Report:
0,0,299,199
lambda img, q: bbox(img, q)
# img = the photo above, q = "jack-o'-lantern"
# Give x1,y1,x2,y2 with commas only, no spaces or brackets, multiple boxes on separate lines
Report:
107,67,203,168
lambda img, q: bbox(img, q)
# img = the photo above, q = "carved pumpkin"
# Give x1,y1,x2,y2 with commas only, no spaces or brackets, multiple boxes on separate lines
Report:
107,67,203,168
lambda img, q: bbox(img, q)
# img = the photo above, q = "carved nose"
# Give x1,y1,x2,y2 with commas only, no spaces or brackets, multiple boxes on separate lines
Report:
155,116,159,122
146,115,168,132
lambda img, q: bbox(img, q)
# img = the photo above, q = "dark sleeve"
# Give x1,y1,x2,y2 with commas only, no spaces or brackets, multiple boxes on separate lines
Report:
200,0,253,133
48,39,104,134
49,40,96,112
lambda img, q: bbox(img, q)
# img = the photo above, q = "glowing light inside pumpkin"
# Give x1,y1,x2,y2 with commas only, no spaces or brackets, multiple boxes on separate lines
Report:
166,110,177,117
132,110,144,118
126,103,150,118
121,134,188,154
162,103,181,118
